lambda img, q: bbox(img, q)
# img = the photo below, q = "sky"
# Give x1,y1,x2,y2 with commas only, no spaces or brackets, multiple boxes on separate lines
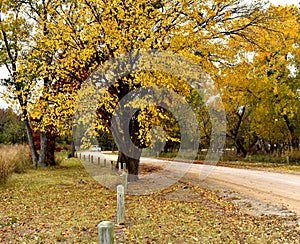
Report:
271,0,299,5
0,0,299,108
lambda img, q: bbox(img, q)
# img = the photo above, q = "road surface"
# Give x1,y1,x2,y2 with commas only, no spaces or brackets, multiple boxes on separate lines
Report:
81,152,300,216
186,163,300,216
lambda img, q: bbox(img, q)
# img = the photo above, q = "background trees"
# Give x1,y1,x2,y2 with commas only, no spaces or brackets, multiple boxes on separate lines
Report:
0,0,299,177
0,108,26,144
0,0,39,164
221,4,300,155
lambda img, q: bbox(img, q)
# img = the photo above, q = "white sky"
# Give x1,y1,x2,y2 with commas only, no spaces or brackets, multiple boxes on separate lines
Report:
0,0,299,108
270,0,299,5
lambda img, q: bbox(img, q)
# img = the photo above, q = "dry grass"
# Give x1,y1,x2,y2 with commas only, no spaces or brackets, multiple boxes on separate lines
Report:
0,144,31,182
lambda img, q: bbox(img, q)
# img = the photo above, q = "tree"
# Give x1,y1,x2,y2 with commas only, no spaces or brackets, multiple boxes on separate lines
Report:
0,0,39,164
0,108,27,144
2,0,298,178
0,0,77,166
64,0,283,179
246,5,300,153
219,4,300,156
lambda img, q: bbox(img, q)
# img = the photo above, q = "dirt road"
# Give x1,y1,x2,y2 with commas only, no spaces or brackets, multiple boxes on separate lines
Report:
186,163,300,216
84,152,300,216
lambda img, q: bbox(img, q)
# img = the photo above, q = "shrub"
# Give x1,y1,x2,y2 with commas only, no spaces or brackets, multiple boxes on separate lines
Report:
286,150,300,163
0,144,31,183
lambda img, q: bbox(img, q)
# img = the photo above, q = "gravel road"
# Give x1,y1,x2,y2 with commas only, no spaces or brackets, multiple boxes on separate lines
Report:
186,163,300,216
83,152,300,216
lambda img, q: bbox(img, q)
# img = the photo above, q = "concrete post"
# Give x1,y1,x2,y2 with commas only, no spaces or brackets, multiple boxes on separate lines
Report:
116,185,125,224
98,221,114,244
122,172,128,191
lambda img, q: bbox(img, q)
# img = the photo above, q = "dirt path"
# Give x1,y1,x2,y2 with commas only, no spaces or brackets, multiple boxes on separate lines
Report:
87,152,300,217
184,164,300,216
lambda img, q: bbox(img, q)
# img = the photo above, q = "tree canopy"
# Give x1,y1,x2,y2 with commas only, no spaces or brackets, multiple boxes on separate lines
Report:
0,0,299,177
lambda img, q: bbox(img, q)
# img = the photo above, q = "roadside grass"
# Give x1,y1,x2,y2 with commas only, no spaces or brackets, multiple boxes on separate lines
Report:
0,156,299,243
211,160,300,173
0,144,31,183
158,151,300,173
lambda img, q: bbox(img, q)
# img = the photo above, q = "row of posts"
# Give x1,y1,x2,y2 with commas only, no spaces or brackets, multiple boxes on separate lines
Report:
98,185,125,244
75,152,126,243
98,184,125,244
76,152,128,172
75,151,292,243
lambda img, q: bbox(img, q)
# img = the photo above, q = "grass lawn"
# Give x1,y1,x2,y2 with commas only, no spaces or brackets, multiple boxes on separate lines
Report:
0,157,299,243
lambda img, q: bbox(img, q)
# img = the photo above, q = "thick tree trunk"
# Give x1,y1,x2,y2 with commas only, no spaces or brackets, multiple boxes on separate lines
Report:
117,151,141,182
38,132,47,167
24,119,38,167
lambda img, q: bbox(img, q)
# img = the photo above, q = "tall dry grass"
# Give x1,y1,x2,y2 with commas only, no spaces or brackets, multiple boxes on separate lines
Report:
0,144,31,183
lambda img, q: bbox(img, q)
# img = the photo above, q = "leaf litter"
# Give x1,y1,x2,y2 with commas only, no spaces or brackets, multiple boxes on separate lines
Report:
0,158,299,243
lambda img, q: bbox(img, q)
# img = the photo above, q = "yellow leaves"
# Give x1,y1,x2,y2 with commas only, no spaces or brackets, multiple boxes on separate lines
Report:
1,0,299,151
273,86,278,96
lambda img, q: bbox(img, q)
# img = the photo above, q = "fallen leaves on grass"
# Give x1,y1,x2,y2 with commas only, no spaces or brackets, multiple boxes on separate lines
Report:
0,158,299,243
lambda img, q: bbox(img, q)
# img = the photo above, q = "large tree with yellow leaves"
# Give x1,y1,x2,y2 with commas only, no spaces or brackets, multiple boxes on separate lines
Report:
1,0,299,176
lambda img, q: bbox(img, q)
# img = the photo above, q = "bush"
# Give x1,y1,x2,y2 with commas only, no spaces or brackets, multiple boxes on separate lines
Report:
286,150,300,163
0,144,31,183
54,151,68,165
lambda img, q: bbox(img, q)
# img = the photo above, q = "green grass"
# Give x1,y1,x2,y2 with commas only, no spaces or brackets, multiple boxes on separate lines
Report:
0,156,299,243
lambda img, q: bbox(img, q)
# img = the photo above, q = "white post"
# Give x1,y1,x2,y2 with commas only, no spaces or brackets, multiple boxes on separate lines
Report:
98,221,114,244
122,172,128,191
116,185,125,225
286,156,289,164
104,158,107,167
110,161,114,170
123,163,126,172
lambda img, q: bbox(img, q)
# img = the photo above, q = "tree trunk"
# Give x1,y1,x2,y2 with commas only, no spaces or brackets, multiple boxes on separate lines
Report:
117,151,141,182
283,114,299,151
235,138,247,157
227,107,248,157
270,143,275,154
38,132,47,167
47,134,56,166
291,138,299,151
70,140,76,158
24,119,38,167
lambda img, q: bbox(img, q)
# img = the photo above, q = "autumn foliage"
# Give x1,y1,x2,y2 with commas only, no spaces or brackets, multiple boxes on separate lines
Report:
0,0,299,173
